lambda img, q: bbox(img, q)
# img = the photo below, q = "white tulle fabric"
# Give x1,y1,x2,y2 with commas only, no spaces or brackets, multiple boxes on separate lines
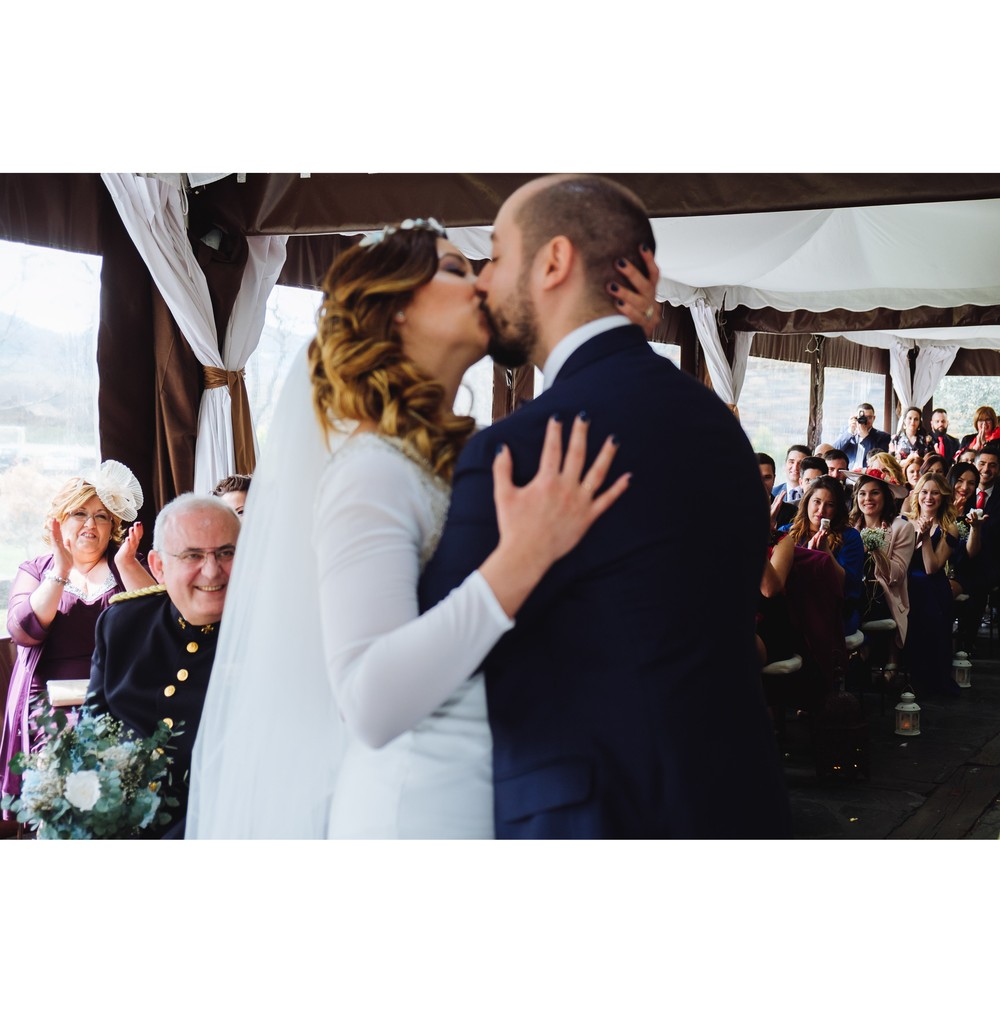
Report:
187,343,510,839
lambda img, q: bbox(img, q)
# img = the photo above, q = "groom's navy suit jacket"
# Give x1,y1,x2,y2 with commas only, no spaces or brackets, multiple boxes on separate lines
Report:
419,324,791,839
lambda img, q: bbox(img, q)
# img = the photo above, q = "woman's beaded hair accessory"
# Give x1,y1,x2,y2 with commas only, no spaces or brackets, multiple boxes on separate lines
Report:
358,217,447,249
86,459,144,522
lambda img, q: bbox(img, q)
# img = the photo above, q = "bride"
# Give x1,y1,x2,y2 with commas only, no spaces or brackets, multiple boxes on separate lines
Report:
187,218,656,838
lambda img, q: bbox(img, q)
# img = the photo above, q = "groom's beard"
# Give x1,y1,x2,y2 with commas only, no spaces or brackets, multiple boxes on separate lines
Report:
481,295,538,369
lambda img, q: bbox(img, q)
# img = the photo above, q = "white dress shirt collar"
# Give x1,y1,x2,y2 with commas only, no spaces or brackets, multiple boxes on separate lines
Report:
540,315,630,391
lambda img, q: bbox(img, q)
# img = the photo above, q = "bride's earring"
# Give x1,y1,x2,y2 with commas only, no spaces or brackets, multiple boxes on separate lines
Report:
394,311,406,324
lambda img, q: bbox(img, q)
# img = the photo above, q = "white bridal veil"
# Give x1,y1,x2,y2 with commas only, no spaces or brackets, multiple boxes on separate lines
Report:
187,342,349,838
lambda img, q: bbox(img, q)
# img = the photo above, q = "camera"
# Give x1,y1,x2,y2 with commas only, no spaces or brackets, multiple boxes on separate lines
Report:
855,413,869,425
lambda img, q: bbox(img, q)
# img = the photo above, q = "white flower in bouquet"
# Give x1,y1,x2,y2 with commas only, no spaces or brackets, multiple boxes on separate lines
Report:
955,520,970,542
64,769,102,811
1,705,181,839
860,527,887,553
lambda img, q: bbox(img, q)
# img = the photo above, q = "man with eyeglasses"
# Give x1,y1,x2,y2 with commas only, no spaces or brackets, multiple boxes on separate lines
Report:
87,494,241,837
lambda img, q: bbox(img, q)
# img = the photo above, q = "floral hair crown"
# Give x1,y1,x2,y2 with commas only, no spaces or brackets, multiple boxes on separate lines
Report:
357,217,446,249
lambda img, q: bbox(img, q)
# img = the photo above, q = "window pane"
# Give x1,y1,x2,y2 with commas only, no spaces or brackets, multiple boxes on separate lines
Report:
0,239,102,625
739,357,811,461
820,368,886,447
932,375,998,442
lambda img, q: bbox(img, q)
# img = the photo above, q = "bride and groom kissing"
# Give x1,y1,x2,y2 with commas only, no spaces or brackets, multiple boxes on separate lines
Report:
188,174,792,840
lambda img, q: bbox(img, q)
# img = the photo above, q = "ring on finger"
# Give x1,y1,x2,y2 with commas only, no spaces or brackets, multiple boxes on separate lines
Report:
644,305,656,321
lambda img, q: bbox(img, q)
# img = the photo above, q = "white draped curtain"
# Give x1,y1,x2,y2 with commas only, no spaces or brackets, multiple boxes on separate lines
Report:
101,173,287,492
888,341,960,417
689,299,753,411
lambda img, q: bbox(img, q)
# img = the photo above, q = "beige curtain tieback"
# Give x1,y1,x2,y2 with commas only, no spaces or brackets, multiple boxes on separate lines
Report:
203,366,256,475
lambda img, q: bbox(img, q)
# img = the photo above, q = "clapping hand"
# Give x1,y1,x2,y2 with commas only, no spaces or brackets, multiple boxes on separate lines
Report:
608,245,661,338
769,489,785,531
48,517,73,579
114,521,143,570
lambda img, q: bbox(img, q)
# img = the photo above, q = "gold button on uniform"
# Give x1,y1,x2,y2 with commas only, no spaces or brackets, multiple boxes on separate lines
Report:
163,717,174,728
177,669,189,682
164,685,176,698
186,642,199,654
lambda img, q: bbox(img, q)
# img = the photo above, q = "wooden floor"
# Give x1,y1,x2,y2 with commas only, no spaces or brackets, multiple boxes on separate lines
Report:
784,625,1000,840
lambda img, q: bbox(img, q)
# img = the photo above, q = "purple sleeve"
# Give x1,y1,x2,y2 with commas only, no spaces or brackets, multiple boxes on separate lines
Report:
6,556,53,646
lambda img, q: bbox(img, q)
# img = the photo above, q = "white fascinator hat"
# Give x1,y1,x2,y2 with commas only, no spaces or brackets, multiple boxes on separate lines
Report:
88,460,144,522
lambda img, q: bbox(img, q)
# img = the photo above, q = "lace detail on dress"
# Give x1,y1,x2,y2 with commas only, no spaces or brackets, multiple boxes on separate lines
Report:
336,434,451,569
64,573,117,603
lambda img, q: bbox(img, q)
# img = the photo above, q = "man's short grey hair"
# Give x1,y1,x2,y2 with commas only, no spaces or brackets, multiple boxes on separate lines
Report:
152,492,241,551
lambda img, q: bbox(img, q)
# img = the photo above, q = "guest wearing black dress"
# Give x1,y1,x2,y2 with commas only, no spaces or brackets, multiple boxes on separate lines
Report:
903,473,961,697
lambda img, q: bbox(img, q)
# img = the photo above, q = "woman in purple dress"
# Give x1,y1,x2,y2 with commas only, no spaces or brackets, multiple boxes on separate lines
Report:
1,461,154,809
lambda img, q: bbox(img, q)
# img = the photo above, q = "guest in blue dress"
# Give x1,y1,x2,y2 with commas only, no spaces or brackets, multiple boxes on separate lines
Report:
903,473,961,697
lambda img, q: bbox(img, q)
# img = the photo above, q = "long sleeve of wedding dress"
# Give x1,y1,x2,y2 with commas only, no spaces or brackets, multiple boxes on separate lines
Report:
314,435,513,749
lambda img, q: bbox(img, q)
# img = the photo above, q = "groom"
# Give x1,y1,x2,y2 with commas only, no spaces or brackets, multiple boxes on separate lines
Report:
419,175,790,839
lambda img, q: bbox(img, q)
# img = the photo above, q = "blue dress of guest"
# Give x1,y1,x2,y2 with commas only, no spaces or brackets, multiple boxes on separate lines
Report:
905,527,961,697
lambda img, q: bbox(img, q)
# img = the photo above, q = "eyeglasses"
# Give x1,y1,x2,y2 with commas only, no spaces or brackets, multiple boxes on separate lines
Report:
66,509,113,526
164,547,237,566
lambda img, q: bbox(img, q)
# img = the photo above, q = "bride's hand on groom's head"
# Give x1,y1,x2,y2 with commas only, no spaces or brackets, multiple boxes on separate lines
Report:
492,414,631,571
608,244,660,338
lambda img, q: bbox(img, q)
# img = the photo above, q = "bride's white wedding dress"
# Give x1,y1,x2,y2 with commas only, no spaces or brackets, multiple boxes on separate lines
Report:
316,434,508,838
187,346,510,839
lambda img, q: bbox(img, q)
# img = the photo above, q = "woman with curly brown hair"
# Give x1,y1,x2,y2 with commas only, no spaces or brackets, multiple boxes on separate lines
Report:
1,462,154,808
188,219,657,839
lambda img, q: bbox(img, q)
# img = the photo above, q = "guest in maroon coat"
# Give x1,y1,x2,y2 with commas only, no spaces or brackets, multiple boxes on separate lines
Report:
0,462,153,809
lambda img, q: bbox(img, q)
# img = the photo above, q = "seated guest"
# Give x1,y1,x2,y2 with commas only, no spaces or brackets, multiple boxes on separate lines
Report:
799,455,828,494
957,405,1000,457
930,408,960,462
86,494,241,837
919,454,947,479
824,448,851,484
903,453,924,492
1,461,152,815
957,447,978,465
866,450,906,487
212,474,252,518
903,473,962,696
759,453,796,539
773,475,864,636
772,444,811,503
849,473,915,666
889,406,931,461
946,461,985,601
954,442,1000,653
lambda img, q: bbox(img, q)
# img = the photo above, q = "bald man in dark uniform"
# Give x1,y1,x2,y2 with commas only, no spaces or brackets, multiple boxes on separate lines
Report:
87,494,240,838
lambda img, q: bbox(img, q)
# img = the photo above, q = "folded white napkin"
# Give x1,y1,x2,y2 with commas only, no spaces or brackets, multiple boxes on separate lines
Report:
47,680,90,707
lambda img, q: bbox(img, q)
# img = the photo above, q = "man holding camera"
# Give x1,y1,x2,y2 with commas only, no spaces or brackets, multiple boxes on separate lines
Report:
833,403,891,471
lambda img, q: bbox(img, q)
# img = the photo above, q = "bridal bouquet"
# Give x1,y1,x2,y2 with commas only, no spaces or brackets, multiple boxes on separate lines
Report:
860,527,887,554
1,705,180,839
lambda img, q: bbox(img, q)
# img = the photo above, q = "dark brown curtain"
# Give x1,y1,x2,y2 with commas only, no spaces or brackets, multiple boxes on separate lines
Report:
726,303,1000,335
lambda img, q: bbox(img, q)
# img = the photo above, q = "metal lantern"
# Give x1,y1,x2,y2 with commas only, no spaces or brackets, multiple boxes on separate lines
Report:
894,692,921,736
952,652,973,689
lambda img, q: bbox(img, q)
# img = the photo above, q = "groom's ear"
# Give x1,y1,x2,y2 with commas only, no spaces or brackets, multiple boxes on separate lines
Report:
537,235,575,291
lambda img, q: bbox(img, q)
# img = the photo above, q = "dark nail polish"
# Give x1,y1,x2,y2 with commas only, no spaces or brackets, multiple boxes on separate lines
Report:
640,243,650,253
578,410,589,422
617,258,627,268
611,435,620,446
609,282,619,292
495,443,505,455
616,299,624,307
551,413,561,423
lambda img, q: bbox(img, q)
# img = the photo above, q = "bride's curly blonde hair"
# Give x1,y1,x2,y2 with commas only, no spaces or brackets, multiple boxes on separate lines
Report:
309,228,476,481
